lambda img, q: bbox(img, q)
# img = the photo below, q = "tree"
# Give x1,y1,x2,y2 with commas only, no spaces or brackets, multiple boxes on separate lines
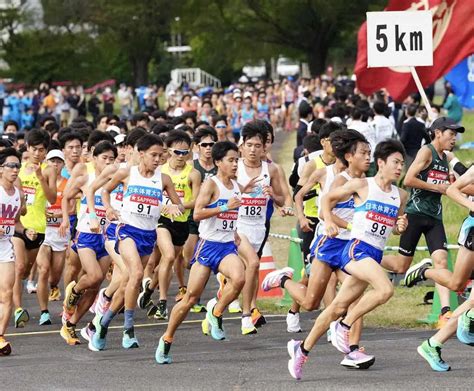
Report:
183,0,385,76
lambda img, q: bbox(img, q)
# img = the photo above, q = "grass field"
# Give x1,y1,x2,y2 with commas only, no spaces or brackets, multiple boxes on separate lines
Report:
257,110,474,328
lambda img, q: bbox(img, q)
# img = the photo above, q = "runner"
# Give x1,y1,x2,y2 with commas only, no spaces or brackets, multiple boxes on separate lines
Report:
93,134,183,349
0,148,23,355
234,121,285,334
35,149,69,325
264,129,375,368
284,139,408,380
59,140,117,345
155,141,256,364
12,128,57,328
381,117,465,328
403,166,474,371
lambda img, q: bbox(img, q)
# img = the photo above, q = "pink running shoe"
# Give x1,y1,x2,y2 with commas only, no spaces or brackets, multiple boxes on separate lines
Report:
330,321,350,354
340,347,375,369
61,308,72,326
94,288,111,317
261,267,294,292
287,339,308,380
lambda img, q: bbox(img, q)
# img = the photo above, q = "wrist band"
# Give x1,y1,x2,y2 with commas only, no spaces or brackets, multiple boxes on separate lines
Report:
89,212,97,219
219,204,229,212
346,222,353,231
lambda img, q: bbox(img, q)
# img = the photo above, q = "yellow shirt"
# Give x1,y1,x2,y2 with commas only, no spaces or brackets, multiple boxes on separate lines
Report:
161,163,193,222
303,155,327,218
20,162,48,233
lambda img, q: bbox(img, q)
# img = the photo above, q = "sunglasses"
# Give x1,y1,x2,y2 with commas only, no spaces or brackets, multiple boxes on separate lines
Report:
170,148,190,156
2,162,21,169
199,142,215,148
215,125,227,129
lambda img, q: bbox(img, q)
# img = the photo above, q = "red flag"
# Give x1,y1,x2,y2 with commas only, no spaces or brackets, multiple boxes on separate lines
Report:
355,0,474,102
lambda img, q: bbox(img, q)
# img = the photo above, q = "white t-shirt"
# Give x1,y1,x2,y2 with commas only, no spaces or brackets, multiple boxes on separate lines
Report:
347,119,376,161
371,115,395,145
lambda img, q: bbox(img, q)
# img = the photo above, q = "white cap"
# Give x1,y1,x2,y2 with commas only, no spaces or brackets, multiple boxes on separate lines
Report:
243,91,252,99
114,134,126,145
46,149,65,161
106,125,121,133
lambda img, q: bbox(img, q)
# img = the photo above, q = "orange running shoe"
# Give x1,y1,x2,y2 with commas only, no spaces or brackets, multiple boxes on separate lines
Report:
0,336,12,356
436,311,452,329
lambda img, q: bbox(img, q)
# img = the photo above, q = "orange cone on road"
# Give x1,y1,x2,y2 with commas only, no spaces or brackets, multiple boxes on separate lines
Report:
257,242,283,298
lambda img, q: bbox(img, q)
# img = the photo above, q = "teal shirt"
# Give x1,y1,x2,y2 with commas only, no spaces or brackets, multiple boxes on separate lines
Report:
443,94,463,123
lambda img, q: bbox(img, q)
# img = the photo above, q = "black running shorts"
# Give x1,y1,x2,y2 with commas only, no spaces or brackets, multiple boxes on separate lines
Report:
398,213,447,257
157,216,190,247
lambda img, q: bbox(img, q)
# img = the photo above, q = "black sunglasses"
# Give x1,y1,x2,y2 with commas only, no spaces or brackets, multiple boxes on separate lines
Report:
199,142,215,148
2,162,21,169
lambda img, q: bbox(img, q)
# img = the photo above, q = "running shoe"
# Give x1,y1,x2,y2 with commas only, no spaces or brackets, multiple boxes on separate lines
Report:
403,258,432,287
202,317,210,336
287,339,308,380
436,311,452,330
147,304,158,318
60,324,81,345
190,303,207,313
154,300,168,320
206,305,226,341
122,328,139,349
26,280,37,294
61,308,72,326
14,307,29,328
251,308,266,328
94,288,111,317
39,312,52,326
417,340,451,372
340,348,375,369
241,315,257,335
330,321,350,354
216,273,226,300
137,278,153,309
457,310,474,346
261,267,294,291
0,337,12,356
286,311,302,333
90,315,108,351
228,299,242,313
80,323,95,343
49,287,61,301
155,336,172,364
63,281,81,314
175,286,187,302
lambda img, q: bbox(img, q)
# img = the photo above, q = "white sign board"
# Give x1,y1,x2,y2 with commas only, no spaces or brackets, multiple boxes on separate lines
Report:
367,11,433,68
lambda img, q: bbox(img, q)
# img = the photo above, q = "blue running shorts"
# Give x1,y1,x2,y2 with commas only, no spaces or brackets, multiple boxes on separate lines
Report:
309,235,349,271
116,224,156,257
340,239,383,272
190,239,238,274
104,222,118,242
72,232,108,260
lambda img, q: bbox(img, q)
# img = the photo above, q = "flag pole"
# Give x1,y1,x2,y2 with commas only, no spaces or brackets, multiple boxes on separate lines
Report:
410,66,434,120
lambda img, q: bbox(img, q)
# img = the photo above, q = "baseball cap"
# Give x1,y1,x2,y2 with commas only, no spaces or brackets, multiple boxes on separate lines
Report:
46,149,65,161
430,117,465,133
1,133,15,147
106,125,121,134
114,134,126,145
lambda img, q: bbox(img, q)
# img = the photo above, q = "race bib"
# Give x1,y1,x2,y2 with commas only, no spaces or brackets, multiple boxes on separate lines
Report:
240,197,266,218
0,217,15,237
427,169,448,185
23,186,36,206
125,185,162,219
217,211,238,232
46,206,63,227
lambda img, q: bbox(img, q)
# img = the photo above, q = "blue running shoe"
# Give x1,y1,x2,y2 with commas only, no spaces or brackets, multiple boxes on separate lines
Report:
206,306,226,341
90,315,108,351
155,336,172,364
122,328,139,349
417,340,451,372
39,312,51,326
14,307,29,328
457,310,474,346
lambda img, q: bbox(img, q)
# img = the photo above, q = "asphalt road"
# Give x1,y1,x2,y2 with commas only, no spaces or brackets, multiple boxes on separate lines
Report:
2,285,473,390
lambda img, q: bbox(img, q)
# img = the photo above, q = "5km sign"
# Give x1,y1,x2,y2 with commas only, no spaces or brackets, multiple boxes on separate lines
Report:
367,11,433,68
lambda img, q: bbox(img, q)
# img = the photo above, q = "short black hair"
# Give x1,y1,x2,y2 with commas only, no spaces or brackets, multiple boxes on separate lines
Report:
194,127,218,144
406,104,418,117
303,134,322,153
0,147,21,165
48,140,61,151
319,121,344,140
87,130,114,152
374,139,406,170
373,101,386,115
151,110,168,120
165,130,192,148
259,120,274,143
126,127,147,147
331,129,368,166
298,102,313,118
26,128,51,148
212,141,238,163
39,115,56,127
59,131,83,149
151,122,171,136
93,141,118,158
136,134,164,151
310,118,327,135
241,121,267,144
4,120,19,132
351,107,363,120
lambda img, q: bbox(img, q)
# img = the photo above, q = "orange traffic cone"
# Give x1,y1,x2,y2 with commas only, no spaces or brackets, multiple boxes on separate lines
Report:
257,242,283,298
